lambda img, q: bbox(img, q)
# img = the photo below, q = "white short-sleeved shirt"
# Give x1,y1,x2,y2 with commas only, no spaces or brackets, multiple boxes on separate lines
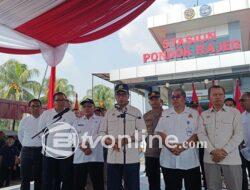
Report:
18,115,42,147
155,107,200,170
73,114,104,164
38,108,76,157
242,111,250,147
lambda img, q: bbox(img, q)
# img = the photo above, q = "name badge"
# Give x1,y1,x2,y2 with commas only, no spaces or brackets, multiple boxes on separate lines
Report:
186,121,193,136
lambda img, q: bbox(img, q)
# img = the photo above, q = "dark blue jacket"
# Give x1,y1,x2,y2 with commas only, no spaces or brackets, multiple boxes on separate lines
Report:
0,145,18,168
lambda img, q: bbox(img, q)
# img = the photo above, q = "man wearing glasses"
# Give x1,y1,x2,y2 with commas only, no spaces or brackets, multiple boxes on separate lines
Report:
18,99,43,190
155,88,201,190
99,83,146,190
240,92,250,190
73,98,104,190
38,92,76,190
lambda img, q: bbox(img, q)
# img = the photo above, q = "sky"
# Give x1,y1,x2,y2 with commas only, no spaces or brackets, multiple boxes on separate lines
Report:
0,0,219,106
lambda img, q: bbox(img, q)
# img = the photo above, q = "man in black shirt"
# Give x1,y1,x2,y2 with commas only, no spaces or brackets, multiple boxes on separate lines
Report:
0,136,19,187
0,131,5,149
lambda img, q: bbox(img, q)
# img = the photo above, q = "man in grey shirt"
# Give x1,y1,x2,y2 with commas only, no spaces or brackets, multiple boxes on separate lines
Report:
198,85,243,190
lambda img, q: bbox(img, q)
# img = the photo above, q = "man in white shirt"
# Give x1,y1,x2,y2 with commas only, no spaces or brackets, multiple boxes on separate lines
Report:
38,92,76,190
240,92,250,190
155,88,201,190
198,85,243,190
18,99,43,190
99,83,146,190
73,98,104,190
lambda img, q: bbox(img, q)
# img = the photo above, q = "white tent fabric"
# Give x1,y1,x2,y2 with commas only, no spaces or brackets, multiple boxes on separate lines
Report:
0,24,39,50
0,0,68,66
0,24,67,67
0,0,65,28
0,0,155,108
40,43,68,67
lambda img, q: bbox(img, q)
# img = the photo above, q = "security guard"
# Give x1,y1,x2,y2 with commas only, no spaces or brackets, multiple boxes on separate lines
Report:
73,98,104,190
143,91,163,190
155,88,201,190
99,83,146,190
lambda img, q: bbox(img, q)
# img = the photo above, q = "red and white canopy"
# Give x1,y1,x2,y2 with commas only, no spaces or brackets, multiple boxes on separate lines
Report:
0,0,154,65
0,0,154,107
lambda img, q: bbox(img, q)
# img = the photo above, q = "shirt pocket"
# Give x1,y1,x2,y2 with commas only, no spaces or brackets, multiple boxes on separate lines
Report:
126,119,136,136
203,118,214,129
162,116,173,134
107,118,119,134
221,117,233,128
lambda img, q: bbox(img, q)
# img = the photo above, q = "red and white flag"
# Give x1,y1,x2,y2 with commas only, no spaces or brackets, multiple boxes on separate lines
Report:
74,93,79,111
234,80,244,113
191,83,202,114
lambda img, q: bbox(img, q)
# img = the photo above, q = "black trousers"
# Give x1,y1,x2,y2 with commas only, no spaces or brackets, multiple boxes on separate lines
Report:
145,157,161,190
107,163,140,190
240,151,250,190
161,166,201,190
20,147,42,190
199,148,207,189
73,162,104,190
42,156,73,190
0,165,12,187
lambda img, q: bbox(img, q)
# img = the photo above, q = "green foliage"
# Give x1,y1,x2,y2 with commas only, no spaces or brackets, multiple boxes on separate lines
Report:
0,59,41,101
0,59,76,105
40,78,76,104
84,84,114,109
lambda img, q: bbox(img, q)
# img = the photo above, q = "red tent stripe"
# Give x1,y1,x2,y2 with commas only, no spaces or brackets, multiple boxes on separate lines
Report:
72,0,154,43
15,0,155,47
0,47,40,54
70,0,147,41
0,0,155,108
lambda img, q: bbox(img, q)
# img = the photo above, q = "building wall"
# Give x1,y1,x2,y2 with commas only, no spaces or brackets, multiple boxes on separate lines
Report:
148,0,250,27
241,77,250,92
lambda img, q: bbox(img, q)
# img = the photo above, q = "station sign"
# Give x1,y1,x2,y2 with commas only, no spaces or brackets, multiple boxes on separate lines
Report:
143,31,241,63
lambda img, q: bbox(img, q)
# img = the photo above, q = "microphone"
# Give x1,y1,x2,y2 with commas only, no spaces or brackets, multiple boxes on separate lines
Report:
32,108,70,139
115,104,141,119
115,103,128,112
115,103,120,110
53,108,70,120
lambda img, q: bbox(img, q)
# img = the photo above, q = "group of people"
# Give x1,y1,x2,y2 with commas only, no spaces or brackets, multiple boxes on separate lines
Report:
144,85,250,190
1,83,249,190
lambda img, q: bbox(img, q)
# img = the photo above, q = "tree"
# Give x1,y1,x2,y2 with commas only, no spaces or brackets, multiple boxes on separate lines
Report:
84,84,114,109
0,59,41,101
40,78,76,104
0,59,41,130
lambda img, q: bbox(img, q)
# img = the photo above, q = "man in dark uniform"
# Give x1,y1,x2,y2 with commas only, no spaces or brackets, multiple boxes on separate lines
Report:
143,91,163,190
0,136,18,187
0,131,5,149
